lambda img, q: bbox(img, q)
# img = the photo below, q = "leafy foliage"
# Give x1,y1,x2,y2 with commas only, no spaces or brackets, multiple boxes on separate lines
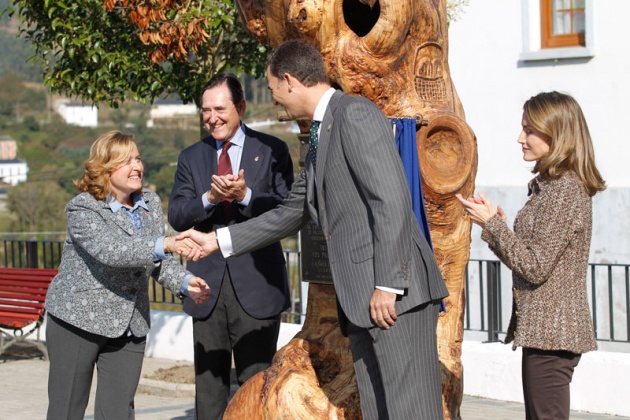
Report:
446,0,470,23
5,0,270,107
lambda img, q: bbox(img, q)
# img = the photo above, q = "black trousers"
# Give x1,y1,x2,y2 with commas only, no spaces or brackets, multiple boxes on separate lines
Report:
522,347,581,420
192,268,281,420
46,314,146,420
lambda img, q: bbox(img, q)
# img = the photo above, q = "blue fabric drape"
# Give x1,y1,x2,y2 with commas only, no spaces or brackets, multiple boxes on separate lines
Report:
392,118,433,249
393,118,445,312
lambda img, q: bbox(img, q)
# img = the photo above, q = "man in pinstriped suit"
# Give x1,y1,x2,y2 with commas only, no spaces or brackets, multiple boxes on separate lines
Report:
178,40,449,419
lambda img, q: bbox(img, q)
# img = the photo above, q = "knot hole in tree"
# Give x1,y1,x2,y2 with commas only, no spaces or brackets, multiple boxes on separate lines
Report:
343,0,380,37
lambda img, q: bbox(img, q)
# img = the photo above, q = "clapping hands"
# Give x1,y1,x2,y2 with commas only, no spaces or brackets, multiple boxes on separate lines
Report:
212,169,247,202
455,192,506,227
206,169,247,203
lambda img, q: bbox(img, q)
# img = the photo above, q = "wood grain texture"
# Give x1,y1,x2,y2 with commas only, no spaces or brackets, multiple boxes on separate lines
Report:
228,1,477,418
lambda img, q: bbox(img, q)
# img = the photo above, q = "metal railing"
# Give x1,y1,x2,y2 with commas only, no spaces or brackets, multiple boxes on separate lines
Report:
0,239,64,269
2,239,628,342
464,259,630,345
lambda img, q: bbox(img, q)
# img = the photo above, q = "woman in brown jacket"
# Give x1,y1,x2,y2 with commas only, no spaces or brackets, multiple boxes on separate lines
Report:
457,91,606,420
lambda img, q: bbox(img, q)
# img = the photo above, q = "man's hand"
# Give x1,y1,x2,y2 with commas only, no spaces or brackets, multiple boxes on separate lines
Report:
370,289,398,329
206,187,228,204
175,229,219,260
187,276,211,304
165,236,204,260
211,169,247,202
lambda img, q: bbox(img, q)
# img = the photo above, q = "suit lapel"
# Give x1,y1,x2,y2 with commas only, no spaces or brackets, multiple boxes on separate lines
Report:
104,201,137,236
141,193,160,237
240,127,264,186
314,90,343,228
202,137,219,191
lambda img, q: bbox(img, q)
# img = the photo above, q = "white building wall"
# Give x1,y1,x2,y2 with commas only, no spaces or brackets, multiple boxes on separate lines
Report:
448,0,630,263
149,103,198,119
0,161,28,185
56,103,98,127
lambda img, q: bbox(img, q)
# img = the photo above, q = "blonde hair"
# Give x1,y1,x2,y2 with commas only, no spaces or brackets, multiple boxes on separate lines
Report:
524,91,606,196
74,131,139,200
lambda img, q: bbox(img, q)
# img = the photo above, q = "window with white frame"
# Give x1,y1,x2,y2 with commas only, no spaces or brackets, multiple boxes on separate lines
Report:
520,0,593,61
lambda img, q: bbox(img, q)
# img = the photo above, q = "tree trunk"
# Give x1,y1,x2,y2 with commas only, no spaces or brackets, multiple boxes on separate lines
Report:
228,1,477,418
225,284,360,419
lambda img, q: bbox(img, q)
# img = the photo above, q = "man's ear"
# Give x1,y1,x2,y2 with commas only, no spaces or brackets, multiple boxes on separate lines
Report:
283,73,298,92
282,72,292,85
236,99,246,117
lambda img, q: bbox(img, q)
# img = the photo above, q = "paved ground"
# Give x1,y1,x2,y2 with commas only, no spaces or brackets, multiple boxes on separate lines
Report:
0,344,625,419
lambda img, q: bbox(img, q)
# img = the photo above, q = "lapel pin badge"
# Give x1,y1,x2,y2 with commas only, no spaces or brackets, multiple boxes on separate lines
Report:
254,156,260,161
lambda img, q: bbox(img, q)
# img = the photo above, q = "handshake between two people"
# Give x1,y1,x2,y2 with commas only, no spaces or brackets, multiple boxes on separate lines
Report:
164,230,219,262
163,231,219,305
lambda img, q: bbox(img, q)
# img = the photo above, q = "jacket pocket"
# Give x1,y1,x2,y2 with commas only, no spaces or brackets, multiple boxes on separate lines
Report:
350,242,373,263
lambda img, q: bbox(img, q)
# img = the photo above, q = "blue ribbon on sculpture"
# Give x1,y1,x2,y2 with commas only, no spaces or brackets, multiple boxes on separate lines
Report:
392,117,446,312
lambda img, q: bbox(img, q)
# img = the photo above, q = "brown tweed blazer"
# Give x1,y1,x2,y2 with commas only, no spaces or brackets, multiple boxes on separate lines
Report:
482,171,597,354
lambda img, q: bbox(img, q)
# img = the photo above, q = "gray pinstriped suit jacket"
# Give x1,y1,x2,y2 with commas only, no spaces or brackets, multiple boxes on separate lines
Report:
45,189,190,338
228,90,448,330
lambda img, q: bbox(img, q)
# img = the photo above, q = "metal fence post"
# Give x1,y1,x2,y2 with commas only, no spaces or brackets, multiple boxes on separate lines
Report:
486,261,500,343
26,241,39,268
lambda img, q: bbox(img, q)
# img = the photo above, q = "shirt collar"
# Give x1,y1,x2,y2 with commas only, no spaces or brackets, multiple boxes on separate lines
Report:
313,88,336,122
216,123,246,150
107,193,149,213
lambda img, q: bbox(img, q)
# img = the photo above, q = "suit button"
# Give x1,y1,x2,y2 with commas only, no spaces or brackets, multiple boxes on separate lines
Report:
130,288,137,294
326,234,332,241
134,271,142,277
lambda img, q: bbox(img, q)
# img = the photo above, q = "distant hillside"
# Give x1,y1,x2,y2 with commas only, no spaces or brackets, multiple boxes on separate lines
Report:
0,2,43,82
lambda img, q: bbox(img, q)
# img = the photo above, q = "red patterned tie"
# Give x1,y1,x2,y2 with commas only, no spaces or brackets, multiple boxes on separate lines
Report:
218,141,233,222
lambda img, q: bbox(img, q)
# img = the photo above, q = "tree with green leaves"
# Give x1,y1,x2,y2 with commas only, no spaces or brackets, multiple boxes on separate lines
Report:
4,0,270,107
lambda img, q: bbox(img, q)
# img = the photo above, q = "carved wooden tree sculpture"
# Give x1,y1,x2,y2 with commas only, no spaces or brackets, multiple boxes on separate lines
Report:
226,1,477,419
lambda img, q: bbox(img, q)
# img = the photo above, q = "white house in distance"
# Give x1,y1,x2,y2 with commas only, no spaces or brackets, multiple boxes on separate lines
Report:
0,135,28,186
447,1,630,416
146,99,198,129
54,99,98,127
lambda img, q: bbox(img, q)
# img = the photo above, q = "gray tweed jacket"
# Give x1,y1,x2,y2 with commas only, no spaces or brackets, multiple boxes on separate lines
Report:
45,189,190,338
482,171,597,354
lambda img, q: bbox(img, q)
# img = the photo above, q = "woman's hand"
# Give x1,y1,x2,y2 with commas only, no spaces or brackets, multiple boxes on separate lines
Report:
455,192,506,227
187,277,211,304
175,229,219,260
164,236,204,261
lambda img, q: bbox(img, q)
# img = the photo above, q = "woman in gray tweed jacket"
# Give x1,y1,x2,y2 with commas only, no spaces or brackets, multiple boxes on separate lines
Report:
45,131,210,420
457,92,606,420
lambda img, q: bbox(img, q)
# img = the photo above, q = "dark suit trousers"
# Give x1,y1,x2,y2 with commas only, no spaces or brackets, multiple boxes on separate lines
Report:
347,301,443,420
46,314,146,420
192,268,281,420
522,347,581,420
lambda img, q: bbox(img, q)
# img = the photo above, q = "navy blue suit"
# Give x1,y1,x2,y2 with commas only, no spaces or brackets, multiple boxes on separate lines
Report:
168,126,293,419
